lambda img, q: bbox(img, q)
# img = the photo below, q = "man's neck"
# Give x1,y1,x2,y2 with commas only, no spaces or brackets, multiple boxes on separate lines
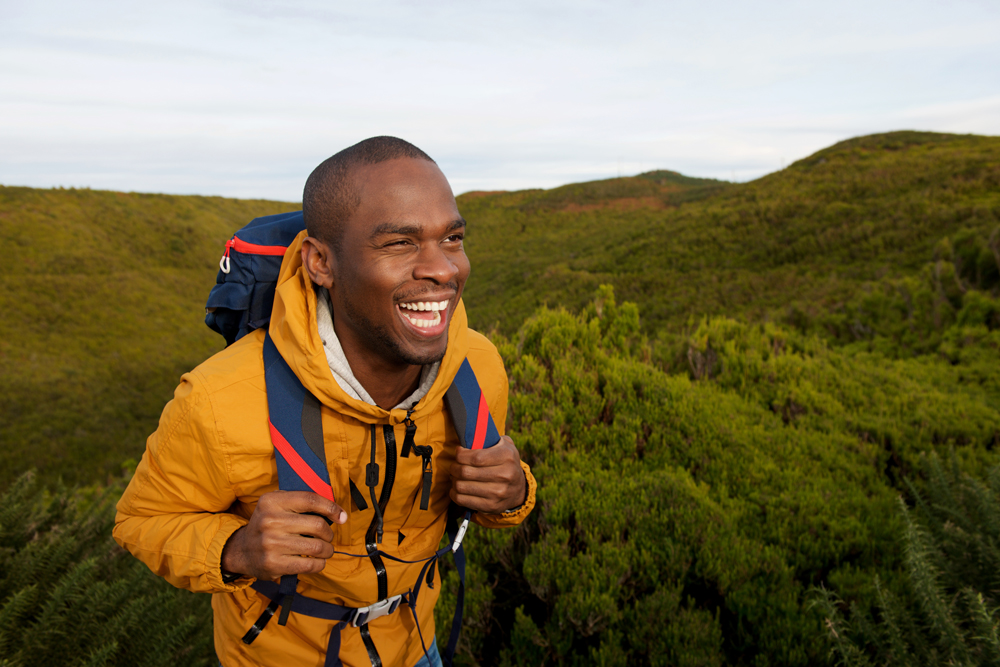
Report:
326,310,424,409
347,354,423,410
315,288,437,410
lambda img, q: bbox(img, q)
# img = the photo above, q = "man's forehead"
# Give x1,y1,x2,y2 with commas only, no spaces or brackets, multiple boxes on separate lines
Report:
353,157,449,192
345,159,458,224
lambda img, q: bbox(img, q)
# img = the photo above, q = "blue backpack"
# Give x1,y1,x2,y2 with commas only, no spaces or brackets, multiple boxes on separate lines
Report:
206,211,500,667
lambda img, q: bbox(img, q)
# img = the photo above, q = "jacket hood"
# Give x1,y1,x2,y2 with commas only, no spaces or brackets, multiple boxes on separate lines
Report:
268,230,470,425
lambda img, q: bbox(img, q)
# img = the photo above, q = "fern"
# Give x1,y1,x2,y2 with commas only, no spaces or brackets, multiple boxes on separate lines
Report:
814,453,1000,666
0,473,214,667
873,577,909,663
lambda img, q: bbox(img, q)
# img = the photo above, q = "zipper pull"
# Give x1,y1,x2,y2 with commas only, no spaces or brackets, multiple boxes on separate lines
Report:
412,445,433,510
220,239,234,274
401,420,416,458
400,407,416,458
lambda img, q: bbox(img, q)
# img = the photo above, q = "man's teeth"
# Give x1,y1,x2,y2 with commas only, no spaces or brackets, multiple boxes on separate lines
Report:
399,300,449,312
401,310,442,328
399,300,447,328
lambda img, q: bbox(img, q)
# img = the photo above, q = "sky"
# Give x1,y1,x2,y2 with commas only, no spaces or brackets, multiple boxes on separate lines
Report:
2,0,999,200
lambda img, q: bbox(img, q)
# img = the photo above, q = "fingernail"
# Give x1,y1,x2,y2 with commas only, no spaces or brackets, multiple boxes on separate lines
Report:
339,511,347,523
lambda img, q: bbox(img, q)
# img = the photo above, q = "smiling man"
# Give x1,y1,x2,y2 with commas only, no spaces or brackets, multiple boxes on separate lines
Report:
114,137,536,667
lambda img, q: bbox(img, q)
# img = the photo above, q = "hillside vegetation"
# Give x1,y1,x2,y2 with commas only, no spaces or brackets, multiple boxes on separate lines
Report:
434,283,999,665
0,187,293,485
1,131,999,665
458,131,1000,345
0,473,214,665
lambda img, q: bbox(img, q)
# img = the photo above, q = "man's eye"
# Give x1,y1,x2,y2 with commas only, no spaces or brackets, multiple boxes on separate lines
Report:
446,234,464,243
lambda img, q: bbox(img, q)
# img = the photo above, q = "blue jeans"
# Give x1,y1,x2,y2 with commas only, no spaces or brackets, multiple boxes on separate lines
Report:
413,640,442,667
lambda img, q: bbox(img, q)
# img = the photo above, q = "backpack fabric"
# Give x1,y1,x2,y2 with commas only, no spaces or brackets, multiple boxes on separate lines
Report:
206,210,306,346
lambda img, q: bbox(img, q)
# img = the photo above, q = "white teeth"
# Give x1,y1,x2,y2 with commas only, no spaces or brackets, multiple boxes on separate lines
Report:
399,300,450,312
401,310,442,328
398,300,449,330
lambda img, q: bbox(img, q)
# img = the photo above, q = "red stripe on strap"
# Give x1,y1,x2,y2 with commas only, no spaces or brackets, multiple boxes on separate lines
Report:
269,421,335,501
472,393,490,450
232,237,289,256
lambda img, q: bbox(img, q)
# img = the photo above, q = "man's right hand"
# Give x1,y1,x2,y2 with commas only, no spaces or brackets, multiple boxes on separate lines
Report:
220,490,347,582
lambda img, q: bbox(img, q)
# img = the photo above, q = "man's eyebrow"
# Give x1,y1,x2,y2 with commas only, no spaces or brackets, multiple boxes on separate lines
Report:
370,222,421,237
369,218,467,238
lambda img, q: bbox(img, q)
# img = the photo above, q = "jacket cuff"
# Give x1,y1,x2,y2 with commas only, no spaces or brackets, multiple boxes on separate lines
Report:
205,514,254,592
473,461,536,528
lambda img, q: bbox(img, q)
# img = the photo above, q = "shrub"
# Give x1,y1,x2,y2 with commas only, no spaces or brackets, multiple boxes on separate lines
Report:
0,472,214,667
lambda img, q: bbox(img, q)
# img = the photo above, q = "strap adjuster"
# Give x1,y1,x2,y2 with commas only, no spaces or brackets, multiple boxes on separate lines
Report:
351,594,403,627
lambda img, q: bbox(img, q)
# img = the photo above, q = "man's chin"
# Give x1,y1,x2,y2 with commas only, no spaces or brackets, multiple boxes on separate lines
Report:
397,340,448,367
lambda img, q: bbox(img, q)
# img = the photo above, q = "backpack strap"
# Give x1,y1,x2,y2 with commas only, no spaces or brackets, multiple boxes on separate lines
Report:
444,359,502,451
262,332,333,500
440,359,500,666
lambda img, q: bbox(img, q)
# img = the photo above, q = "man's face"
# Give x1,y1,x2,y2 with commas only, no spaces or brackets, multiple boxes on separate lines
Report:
325,158,470,368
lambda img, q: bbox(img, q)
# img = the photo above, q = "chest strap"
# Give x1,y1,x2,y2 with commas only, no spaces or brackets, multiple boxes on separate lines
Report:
243,520,467,667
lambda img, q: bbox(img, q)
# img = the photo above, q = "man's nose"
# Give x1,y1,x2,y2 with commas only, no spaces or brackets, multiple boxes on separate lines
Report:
413,243,460,284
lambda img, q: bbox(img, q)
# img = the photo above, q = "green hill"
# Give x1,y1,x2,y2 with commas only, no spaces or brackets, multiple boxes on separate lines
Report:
0,187,294,485
458,131,1000,345
1,130,999,665
2,130,998,487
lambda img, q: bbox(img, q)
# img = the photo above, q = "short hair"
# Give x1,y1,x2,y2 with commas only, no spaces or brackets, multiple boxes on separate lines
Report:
302,136,436,253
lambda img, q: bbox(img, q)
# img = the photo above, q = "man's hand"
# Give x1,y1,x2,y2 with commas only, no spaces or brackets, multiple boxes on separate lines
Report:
220,491,347,582
449,436,527,513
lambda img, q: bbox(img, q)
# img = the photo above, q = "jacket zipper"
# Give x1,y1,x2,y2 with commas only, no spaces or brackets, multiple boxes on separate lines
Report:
411,445,433,510
400,408,432,510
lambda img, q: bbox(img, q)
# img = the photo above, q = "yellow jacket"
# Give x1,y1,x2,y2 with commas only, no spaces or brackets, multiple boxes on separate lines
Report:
114,232,537,667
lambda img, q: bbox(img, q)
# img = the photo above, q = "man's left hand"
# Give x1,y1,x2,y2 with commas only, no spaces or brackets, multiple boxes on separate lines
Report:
449,436,526,514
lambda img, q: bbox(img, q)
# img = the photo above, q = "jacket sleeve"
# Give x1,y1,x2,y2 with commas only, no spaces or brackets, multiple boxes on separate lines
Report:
469,343,537,529
113,371,253,594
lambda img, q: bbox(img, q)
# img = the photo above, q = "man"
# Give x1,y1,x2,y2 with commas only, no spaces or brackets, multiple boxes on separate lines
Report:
114,137,536,667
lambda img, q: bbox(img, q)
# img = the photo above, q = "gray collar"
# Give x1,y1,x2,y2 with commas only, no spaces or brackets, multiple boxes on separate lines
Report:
315,287,439,410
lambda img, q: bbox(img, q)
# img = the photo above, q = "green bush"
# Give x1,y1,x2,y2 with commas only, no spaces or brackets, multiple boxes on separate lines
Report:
431,285,1000,666
0,472,214,667
800,228,1000,361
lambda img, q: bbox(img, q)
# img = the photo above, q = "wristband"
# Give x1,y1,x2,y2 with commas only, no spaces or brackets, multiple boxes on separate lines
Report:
221,569,242,584
502,469,530,514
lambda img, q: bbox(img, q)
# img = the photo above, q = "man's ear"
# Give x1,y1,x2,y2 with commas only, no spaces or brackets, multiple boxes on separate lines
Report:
301,237,336,289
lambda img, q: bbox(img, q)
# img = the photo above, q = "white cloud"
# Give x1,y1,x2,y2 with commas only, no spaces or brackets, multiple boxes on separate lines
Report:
1,0,998,198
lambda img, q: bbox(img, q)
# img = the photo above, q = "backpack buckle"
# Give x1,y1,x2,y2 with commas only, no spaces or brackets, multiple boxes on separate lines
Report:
351,594,403,627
